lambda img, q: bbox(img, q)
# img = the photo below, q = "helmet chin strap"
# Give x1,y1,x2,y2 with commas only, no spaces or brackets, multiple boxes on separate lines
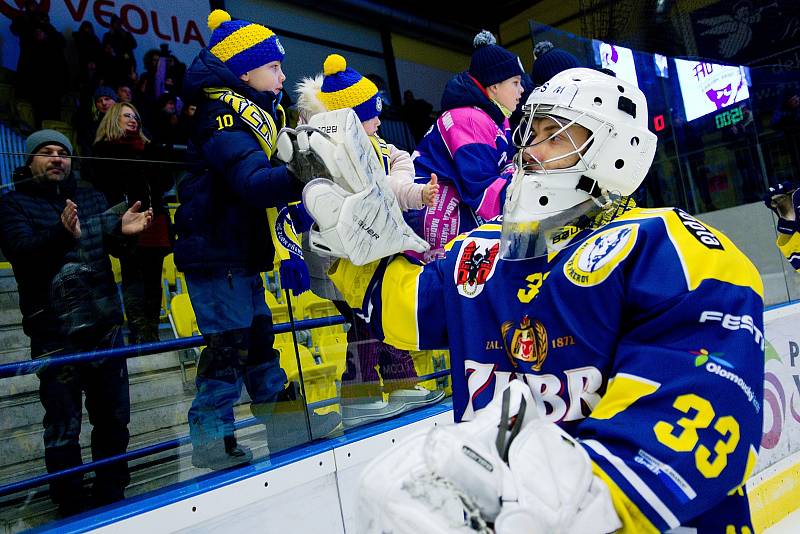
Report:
576,175,601,198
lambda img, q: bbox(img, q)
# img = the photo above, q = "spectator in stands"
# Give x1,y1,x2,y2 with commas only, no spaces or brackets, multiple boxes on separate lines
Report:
102,15,136,73
175,103,196,145
77,85,117,159
294,54,442,428
530,40,582,87
510,40,581,133
401,89,434,142
93,103,174,344
0,129,152,515
151,93,181,147
74,21,102,75
410,30,523,259
116,84,133,103
10,2,67,126
174,10,340,470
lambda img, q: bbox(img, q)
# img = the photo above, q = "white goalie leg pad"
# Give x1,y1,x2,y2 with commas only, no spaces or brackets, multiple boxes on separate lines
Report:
357,431,492,534
494,419,622,534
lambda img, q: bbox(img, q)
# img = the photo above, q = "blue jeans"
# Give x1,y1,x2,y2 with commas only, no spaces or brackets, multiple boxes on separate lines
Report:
184,270,287,445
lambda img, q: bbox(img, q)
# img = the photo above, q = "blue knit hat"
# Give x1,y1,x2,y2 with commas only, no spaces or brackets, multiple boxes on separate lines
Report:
206,9,285,77
531,41,582,86
468,30,524,88
93,85,118,103
319,54,382,123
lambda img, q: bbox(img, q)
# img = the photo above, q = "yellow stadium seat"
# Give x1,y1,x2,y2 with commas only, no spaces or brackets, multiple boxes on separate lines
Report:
109,255,122,284
162,253,177,287
318,332,348,379
169,293,198,338
276,341,338,415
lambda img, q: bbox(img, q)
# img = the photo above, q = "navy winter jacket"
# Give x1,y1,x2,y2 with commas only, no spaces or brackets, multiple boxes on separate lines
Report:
173,49,302,274
0,169,128,344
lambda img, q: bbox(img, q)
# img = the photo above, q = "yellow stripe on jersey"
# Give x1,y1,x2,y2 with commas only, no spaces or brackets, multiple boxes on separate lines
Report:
328,258,382,309
591,462,659,534
444,234,467,252
590,373,661,420
776,231,800,271
618,209,764,297
381,256,424,350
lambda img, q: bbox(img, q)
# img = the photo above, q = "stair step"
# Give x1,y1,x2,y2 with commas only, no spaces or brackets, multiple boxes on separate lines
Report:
0,367,192,432
0,403,258,486
0,308,21,328
0,392,200,467
0,275,18,293
0,291,19,310
0,423,268,534
0,328,29,353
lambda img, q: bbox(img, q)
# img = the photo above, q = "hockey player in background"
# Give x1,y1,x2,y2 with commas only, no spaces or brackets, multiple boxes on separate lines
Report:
295,68,764,532
763,181,800,271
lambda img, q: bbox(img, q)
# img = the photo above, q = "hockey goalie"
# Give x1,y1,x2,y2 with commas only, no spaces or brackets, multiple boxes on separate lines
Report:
278,70,765,533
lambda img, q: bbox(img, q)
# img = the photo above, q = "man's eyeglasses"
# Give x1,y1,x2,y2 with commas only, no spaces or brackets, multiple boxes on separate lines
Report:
122,112,141,122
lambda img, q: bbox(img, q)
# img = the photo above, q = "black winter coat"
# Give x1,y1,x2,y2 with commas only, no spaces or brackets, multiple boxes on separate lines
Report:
0,169,131,345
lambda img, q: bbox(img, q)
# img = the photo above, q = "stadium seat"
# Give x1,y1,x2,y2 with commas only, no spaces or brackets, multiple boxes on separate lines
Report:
15,101,34,130
318,332,347,379
162,253,177,287
168,292,202,384
276,341,338,415
169,293,198,338
40,120,77,149
109,255,122,284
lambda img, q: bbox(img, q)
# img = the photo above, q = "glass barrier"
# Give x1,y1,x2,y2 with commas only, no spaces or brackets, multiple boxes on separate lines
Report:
0,147,451,532
0,3,797,530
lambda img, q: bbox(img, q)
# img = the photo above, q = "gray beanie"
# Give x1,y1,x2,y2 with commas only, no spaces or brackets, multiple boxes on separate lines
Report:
25,129,73,163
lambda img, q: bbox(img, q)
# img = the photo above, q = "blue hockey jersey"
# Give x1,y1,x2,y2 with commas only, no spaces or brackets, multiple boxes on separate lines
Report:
330,206,764,532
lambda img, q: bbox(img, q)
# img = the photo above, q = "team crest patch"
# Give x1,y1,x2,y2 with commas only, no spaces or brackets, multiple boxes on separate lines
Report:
455,238,500,298
501,315,548,370
564,224,639,287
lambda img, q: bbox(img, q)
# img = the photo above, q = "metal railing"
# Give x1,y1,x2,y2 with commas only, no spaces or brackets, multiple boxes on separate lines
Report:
0,315,450,498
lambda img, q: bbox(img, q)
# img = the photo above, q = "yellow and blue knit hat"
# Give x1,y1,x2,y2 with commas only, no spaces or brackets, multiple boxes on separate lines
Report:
318,54,382,123
207,10,285,77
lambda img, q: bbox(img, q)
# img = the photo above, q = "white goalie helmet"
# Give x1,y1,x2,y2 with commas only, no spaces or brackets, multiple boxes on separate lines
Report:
501,68,657,259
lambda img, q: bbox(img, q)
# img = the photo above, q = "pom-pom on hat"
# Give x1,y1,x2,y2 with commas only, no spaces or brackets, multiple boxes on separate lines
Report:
318,54,382,123
531,41,582,86
468,30,524,88
207,9,285,77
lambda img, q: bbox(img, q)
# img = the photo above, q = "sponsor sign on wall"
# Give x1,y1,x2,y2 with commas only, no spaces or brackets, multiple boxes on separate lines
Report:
0,0,209,73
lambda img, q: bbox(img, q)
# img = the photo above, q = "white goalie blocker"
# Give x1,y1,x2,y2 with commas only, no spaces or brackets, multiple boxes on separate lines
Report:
357,381,621,534
276,108,429,266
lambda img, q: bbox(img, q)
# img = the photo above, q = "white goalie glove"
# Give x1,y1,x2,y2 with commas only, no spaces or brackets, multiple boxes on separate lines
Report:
278,108,429,266
357,381,621,534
